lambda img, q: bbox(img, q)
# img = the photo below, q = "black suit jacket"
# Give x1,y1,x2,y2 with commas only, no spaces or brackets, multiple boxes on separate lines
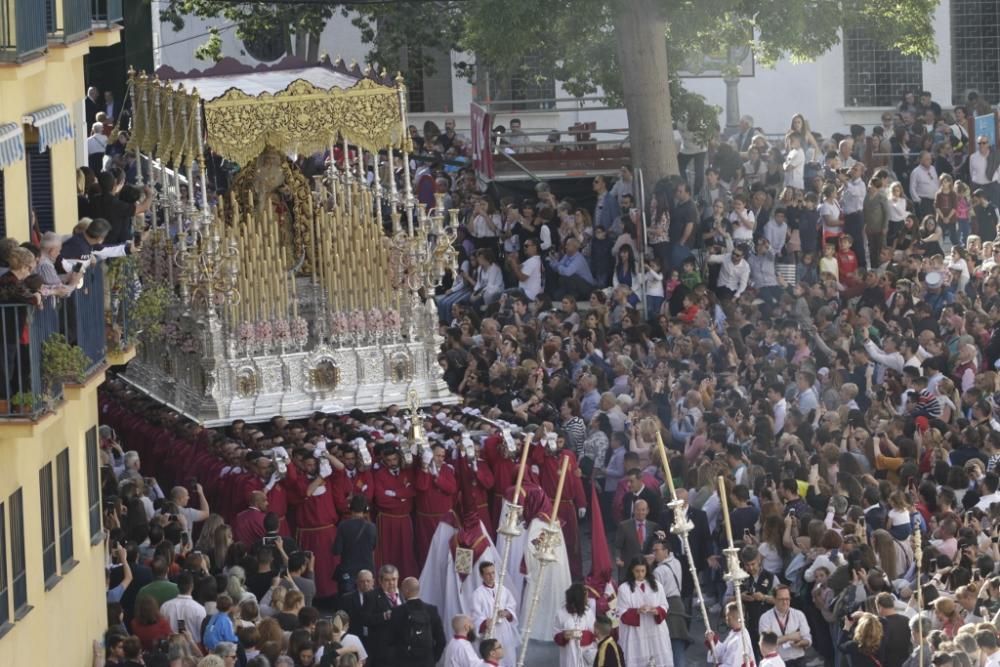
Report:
339,588,373,646
621,486,663,524
364,589,402,667
387,598,446,667
613,518,660,579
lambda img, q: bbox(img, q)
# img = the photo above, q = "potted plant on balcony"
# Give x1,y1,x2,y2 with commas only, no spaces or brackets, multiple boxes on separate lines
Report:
9,392,38,415
42,333,90,390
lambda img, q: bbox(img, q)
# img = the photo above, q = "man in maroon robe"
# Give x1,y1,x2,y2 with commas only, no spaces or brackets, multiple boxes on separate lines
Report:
531,435,587,580
293,450,341,599
413,443,459,568
329,444,374,516
238,451,302,537
372,447,418,579
453,438,496,538
232,490,269,547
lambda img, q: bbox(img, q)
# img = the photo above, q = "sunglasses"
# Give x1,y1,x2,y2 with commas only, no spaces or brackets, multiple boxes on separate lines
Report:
981,141,990,145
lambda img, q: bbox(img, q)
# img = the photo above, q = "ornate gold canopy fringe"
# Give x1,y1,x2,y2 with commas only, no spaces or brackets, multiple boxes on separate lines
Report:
129,73,408,165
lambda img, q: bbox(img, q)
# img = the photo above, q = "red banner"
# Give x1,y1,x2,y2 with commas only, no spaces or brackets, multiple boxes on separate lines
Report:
470,102,494,180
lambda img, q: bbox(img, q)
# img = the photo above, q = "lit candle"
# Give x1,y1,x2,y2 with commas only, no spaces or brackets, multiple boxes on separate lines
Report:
551,455,570,519
655,431,676,499
717,476,734,547
512,434,531,504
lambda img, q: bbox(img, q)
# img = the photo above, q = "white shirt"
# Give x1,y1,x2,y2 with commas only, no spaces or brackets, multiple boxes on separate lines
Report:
970,151,998,184
759,607,811,661
443,636,481,667
160,594,208,642
977,492,1000,512
518,255,543,300
842,178,866,214
653,556,683,598
783,148,805,189
707,250,750,298
773,398,787,434
760,654,786,667
86,133,107,155
909,164,938,201
729,209,756,242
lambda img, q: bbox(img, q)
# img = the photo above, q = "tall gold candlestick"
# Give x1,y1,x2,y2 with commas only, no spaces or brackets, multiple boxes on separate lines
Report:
551,455,570,515
655,431,676,498
717,476,734,546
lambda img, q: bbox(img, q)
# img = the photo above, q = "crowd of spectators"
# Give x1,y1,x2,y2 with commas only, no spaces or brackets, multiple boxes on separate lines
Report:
7,85,1000,667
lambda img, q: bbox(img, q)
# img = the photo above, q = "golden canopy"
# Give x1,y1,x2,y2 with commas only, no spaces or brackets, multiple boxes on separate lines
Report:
128,63,409,166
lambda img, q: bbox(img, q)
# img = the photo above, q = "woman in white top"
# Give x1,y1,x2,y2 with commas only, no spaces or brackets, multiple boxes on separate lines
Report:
888,181,908,243
617,558,673,667
553,583,598,667
818,184,843,241
471,198,501,247
728,194,756,243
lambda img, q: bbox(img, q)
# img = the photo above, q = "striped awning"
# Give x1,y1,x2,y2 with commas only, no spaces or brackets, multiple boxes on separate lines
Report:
22,104,74,153
0,122,24,169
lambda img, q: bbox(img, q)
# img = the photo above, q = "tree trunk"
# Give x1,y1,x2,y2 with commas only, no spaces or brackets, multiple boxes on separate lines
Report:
306,32,320,62
613,0,678,189
294,28,308,59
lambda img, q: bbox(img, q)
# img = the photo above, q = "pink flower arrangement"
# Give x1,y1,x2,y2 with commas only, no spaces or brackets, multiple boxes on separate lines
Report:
348,310,366,333
329,312,349,335
382,309,401,331
291,317,309,344
238,322,255,342
366,308,383,332
255,320,273,347
272,318,291,343
162,322,181,347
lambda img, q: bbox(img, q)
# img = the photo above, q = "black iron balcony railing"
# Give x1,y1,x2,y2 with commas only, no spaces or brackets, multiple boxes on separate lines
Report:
90,0,121,28
0,268,106,420
0,0,48,63
46,0,90,44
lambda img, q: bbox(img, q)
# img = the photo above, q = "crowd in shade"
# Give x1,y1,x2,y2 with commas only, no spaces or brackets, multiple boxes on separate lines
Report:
11,87,1000,667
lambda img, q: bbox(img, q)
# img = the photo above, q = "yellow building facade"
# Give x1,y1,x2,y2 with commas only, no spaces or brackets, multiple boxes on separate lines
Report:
0,0,122,664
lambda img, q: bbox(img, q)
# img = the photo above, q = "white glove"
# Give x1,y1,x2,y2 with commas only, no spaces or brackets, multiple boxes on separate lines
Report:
385,489,397,497
421,448,433,467
318,458,332,479
314,440,328,458
578,507,587,519
272,446,289,460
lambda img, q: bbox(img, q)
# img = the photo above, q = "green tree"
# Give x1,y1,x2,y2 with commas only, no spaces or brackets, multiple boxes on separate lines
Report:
159,0,939,186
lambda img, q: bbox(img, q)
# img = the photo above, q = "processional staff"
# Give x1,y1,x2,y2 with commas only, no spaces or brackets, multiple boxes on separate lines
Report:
487,426,530,640
717,475,752,667
516,455,568,667
913,519,925,667
655,433,718,663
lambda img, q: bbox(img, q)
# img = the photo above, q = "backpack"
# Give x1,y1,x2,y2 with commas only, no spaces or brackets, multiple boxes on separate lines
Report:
403,604,434,660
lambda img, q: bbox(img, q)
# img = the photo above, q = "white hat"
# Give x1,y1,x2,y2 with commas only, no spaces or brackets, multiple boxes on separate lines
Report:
924,271,943,288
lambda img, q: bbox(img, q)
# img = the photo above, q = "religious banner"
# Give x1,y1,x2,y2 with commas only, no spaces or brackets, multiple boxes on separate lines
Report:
470,102,494,180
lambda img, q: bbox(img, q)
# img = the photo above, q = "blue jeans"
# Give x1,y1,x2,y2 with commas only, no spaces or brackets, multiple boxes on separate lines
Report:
435,287,470,323
672,639,688,667
646,295,664,320
669,243,693,274
959,217,971,244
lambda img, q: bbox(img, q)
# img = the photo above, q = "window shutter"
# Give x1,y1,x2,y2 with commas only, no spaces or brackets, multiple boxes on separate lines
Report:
26,147,54,234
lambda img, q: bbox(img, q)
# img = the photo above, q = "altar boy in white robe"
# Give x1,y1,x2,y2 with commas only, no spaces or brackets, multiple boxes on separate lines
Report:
707,602,756,667
471,561,520,667
443,614,481,667
617,557,672,667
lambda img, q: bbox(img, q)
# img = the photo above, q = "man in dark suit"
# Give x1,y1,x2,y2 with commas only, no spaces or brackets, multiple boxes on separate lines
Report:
363,565,404,667
613,499,661,580
388,577,446,667
621,469,663,524
339,569,375,648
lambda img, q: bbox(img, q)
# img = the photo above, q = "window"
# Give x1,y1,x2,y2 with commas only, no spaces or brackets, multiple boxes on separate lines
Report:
404,46,454,114
952,0,1000,103
39,463,57,585
56,449,73,568
843,27,923,107
478,54,556,112
9,490,26,613
26,146,54,234
0,502,7,627
86,427,102,541
0,168,6,238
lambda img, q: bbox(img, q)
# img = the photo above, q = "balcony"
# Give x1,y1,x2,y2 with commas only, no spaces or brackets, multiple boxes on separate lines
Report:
90,0,121,29
46,0,91,45
0,268,106,420
0,0,48,63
